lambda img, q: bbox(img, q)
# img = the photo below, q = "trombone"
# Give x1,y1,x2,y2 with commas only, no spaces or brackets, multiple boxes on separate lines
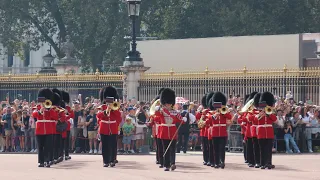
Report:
219,105,228,115
43,99,52,109
265,106,274,115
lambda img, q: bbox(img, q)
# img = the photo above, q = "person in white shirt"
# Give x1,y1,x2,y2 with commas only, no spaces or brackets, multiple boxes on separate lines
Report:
300,107,313,153
176,104,196,153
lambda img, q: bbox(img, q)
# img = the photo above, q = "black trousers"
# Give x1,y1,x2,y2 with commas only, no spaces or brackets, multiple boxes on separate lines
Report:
246,137,254,165
208,139,215,165
37,135,52,164
65,131,70,157
202,137,209,163
113,135,118,161
253,137,260,165
258,139,273,166
242,134,247,162
60,137,65,157
177,132,189,152
101,134,117,164
156,137,164,165
53,134,62,160
162,139,176,168
213,137,226,165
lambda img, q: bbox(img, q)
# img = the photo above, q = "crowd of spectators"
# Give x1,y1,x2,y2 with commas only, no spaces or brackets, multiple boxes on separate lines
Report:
0,91,319,154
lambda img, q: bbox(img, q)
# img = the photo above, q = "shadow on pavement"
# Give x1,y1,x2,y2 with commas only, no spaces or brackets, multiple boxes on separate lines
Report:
51,161,87,169
116,161,147,170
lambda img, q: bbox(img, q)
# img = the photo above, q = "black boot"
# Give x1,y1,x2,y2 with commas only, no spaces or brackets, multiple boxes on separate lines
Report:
214,164,220,169
220,163,225,169
203,162,207,165
110,162,115,167
255,164,260,168
171,164,176,171
45,162,51,168
38,164,44,167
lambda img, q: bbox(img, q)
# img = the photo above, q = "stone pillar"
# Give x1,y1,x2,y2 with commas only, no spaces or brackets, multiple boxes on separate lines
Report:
120,61,150,101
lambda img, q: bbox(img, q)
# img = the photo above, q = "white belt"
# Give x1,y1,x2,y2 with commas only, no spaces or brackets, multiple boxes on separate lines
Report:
37,120,56,123
160,124,176,127
251,125,257,127
101,120,116,124
241,122,246,125
257,124,273,128
212,124,226,127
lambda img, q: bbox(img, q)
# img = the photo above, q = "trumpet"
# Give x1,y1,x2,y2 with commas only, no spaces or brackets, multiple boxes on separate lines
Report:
43,99,52,109
265,106,273,115
197,118,206,128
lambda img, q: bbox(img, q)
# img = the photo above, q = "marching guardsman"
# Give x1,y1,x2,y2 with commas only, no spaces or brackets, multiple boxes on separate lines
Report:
148,88,165,167
242,92,257,168
253,91,277,169
205,92,232,169
207,96,216,167
51,89,63,164
248,93,262,168
96,86,122,167
195,92,213,166
153,88,187,171
237,94,249,163
62,90,74,160
33,88,58,168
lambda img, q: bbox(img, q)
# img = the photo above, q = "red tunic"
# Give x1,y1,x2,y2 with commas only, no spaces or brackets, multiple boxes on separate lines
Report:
65,106,74,131
237,113,247,135
253,114,277,139
58,110,67,138
153,107,184,140
248,110,259,138
97,107,122,135
196,109,210,137
34,108,58,135
148,115,159,138
206,112,232,138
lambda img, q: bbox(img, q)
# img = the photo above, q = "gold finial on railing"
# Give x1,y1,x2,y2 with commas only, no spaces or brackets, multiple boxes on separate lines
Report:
243,66,247,73
283,64,288,73
169,68,174,76
204,67,209,75
95,68,100,76
8,71,12,76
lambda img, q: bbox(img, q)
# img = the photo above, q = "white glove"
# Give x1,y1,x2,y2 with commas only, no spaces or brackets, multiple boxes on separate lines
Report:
155,106,160,111
182,117,187,122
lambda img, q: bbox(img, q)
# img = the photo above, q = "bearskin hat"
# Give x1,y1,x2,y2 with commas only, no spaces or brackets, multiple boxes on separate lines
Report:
244,94,250,104
260,91,275,106
160,88,175,105
201,94,208,108
158,88,165,95
103,86,118,99
249,92,258,101
38,88,53,101
206,91,215,106
208,97,214,110
212,91,227,105
52,88,62,97
61,90,70,104
52,93,61,106
99,87,106,103
252,93,261,108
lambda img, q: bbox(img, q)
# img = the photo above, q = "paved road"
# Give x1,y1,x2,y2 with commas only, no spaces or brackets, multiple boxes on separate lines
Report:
1,153,319,180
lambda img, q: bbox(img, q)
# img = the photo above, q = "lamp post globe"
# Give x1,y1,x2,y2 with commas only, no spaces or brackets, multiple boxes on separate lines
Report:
126,0,142,62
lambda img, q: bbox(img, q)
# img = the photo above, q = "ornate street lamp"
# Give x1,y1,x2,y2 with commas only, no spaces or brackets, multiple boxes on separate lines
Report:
126,0,142,61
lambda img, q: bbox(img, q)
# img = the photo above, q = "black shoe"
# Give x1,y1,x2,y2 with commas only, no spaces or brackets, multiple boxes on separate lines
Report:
58,157,63,162
110,162,115,167
270,164,275,169
114,160,118,164
203,162,207,165
183,151,186,154
214,164,220,169
245,160,248,164
261,166,266,169
248,164,254,168
255,164,260,168
65,156,71,160
171,164,176,171
207,162,211,166
176,151,180,153
38,164,44,167
211,164,215,167
159,165,163,168
103,164,109,167
220,163,225,169
156,161,160,165
45,163,50,168
164,168,170,171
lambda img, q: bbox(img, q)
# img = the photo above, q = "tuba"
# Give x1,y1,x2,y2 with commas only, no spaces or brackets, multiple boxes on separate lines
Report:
149,99,160,116
240,99,254,113
43,99,52,109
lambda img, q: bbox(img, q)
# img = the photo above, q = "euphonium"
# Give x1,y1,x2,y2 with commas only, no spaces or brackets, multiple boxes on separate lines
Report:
265,106,273,115
43,99,52,109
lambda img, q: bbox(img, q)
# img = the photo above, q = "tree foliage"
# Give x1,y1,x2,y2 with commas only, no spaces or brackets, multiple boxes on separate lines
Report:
1,0,320,71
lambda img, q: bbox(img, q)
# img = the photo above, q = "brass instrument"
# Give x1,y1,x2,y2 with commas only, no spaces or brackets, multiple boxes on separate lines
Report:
149,99,160,116
105,101,120,116
265,106,273,115
197,118,206,128
219,105,228,115
43,99,52,109
240,99,254,113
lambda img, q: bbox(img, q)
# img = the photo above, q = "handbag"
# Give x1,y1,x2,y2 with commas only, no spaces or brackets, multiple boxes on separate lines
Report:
56,120,68,132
